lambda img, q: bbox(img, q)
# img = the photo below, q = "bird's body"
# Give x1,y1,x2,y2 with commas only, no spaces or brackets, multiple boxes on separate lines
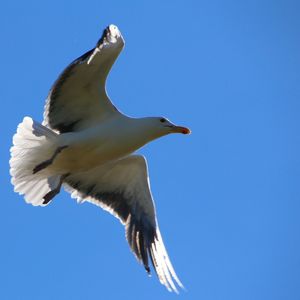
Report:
10,24,190,293
38,116,170,174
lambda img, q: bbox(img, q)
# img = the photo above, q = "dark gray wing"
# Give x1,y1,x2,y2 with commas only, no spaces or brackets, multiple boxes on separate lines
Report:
63,155,183,293
43,25,124,133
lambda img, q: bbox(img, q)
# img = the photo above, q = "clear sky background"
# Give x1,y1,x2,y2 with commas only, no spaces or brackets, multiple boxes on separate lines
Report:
1,1,299,299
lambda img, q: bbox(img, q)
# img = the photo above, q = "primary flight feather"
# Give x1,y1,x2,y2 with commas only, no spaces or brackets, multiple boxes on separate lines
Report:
9,24,190,293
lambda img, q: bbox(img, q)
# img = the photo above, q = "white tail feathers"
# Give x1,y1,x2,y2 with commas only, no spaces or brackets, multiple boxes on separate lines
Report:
10,117,61,206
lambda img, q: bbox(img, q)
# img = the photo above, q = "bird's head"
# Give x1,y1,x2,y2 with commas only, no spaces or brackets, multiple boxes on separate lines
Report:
141,117,191,140
157,117,191,135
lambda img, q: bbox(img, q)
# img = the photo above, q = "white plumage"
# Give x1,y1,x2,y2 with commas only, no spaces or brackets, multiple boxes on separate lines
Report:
10,24,190,293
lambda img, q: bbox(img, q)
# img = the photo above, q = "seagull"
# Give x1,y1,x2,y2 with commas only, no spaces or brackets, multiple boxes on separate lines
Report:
9,24,190,293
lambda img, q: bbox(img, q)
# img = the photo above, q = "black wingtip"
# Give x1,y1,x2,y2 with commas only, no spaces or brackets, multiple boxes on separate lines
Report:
96,27,109,48
145,266,151,275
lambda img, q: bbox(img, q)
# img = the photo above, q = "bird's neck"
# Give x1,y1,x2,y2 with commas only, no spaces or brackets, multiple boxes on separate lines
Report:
115,116,163,150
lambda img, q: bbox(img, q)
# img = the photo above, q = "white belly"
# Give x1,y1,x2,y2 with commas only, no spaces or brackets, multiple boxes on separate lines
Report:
49,129,144,174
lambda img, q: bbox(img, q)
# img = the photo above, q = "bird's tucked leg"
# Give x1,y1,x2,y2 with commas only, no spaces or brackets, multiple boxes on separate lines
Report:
33,145,68,174
43,173,69,204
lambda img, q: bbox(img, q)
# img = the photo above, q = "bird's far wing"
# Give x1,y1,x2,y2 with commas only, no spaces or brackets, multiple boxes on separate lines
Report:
63,155,183,293
43,25,124,133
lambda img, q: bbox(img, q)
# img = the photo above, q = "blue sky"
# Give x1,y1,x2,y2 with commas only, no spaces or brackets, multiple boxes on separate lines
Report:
1,0,300,299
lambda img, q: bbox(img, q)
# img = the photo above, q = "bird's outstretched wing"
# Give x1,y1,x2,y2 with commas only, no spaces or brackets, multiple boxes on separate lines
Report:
43,25,124,133
63,155,184,293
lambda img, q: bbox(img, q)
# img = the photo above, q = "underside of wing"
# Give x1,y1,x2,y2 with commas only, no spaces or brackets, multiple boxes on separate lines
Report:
43,25,124,133
63,155,184,292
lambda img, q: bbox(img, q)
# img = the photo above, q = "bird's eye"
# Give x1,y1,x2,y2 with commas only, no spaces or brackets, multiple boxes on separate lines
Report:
160,118,166,123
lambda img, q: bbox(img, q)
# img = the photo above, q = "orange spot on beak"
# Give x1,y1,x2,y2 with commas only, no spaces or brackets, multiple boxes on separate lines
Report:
172,126,191,135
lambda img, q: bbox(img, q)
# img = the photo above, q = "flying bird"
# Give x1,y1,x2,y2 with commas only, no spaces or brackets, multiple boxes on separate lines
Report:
10,25,190,293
